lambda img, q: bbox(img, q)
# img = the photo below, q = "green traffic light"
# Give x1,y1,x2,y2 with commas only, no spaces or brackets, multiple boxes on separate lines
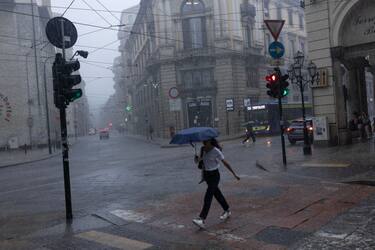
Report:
126,105,132,112
68,89,83,102
282,88,289,97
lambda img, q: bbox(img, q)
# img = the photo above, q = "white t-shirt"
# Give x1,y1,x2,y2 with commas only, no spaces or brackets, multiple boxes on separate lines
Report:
202,147,224,171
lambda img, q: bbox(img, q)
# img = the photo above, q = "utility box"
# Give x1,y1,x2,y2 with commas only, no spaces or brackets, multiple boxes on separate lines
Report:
312,116,329,141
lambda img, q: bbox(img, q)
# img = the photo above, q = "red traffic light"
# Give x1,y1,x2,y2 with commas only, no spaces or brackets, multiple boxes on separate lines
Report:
265,74,278,83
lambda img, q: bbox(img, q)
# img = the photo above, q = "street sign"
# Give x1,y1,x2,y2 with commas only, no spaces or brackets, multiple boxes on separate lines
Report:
226,99,234,111
269,41,285,59
168,87,179,99
264,20,285,41
268,58,285,66
169,98,182,111
46,17,78,49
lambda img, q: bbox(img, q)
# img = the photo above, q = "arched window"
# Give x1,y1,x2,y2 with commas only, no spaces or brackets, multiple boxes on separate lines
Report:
181,0,207,49
182,0,205,14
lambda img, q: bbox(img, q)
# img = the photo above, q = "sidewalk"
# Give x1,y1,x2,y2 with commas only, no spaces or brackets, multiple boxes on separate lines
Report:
257,139,375,183
6,172,375,249
293,194,375,249
123,132,244,148
0,148,60,168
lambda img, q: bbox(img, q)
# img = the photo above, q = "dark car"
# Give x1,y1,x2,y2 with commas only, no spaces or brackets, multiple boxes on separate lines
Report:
99,129,109,140
286,119,313,145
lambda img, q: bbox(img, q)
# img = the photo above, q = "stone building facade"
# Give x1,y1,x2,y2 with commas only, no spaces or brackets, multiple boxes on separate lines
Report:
0,0,58,149
99,5,140,131
305,0,375,145
120,0,308,139
0,0,89,149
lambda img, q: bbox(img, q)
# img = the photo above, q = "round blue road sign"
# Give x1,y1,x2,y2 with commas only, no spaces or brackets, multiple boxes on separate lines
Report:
268,41,285,59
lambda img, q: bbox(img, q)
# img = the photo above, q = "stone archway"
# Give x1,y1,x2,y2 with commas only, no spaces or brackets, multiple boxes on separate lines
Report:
330,0,375,144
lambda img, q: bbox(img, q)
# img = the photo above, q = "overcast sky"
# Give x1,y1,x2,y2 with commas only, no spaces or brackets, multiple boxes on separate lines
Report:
51,0,140,118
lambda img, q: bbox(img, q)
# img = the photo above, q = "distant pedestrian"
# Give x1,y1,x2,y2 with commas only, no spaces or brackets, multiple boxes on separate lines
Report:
242,123,256,144
361,112,371,139
192,138,240,229
149,125,154,140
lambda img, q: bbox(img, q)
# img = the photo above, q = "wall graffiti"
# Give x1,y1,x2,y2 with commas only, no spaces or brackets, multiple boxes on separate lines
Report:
0,92,12,122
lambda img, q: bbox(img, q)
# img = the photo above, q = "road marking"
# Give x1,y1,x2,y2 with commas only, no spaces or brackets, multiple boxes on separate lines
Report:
301,163,351,168
316,232,348,239
110,209,149,223
76,231,153,250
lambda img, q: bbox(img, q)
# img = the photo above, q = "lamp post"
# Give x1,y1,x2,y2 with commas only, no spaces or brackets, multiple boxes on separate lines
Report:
288,51,318,155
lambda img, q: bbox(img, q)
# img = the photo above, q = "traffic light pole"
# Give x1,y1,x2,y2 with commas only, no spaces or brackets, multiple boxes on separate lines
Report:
59,18,73,221
59,105,73,221
278,92,287,166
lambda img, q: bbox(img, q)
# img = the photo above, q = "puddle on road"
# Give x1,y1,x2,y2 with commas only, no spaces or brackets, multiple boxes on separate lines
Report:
110,210,149,223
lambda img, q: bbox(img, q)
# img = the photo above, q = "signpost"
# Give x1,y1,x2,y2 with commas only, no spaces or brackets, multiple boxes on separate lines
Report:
265,19,287,166
264,20,285,41
46,17,78,221
269,41,285,59
168,87,179,99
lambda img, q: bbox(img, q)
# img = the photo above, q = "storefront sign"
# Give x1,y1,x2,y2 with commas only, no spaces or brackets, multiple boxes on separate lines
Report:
244,98,251,107
226,99,234,111
0,92,12,122
248,105,266,111
342,1,375,46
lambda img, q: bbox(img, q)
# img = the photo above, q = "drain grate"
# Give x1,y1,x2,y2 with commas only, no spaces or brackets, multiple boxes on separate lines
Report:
255,226,310,246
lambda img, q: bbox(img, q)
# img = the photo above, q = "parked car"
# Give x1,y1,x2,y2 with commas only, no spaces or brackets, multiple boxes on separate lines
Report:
88,128,96,135
99,129,109,140
286,119,314,145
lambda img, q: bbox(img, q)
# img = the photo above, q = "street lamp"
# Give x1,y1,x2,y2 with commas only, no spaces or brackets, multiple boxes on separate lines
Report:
288,51,318,155
70,50,89,60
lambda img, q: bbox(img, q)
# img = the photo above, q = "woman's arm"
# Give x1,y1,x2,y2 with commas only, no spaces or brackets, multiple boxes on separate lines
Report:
221,159,240,180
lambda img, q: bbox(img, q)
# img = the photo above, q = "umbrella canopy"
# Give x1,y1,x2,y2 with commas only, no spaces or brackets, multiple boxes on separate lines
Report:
170,127,219,145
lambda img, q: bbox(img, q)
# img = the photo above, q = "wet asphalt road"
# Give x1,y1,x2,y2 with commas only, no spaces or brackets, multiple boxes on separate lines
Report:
0,133,308,240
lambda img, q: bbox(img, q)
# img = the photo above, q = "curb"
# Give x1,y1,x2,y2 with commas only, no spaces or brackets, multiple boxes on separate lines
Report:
0,151,61,169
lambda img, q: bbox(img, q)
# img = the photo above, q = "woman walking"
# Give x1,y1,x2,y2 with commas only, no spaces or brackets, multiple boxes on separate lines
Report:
193,138,240,229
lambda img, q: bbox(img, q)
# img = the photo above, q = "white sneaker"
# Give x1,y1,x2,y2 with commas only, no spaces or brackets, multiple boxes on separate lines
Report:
192,218,205,228
220,211,231,220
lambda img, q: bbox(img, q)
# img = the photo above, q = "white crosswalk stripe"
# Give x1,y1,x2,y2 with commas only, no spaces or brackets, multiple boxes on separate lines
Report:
76,231,153,250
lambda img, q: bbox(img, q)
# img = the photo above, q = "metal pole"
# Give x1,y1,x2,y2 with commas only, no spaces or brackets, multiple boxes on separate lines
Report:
59,106,73,221
226,110,229,136
25,54,33,147
59,20,73,221
44,58,53,154
30,0,41,106
300,83,312,155
60,19,66,59
278,84,287,166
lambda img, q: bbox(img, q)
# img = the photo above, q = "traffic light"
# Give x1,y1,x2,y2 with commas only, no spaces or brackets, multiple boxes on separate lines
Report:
126,105,132,112
52,53,82,109
266,73,279,98
60,60,82,104
53,53,64,109
266,68,289,99
280,74,290,97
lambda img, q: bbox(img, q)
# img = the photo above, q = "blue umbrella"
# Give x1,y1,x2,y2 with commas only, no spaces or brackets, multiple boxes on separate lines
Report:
170,127,219,145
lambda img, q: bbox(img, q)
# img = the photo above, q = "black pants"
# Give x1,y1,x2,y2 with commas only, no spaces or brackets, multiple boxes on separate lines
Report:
199,170,229,220
242,133,256,143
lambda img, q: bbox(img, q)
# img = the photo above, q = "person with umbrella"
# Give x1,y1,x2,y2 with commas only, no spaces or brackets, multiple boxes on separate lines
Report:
193,138,240,228
170,128,241,229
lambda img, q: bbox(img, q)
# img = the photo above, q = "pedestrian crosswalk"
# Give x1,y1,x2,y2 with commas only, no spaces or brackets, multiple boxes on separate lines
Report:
76,231,153,250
